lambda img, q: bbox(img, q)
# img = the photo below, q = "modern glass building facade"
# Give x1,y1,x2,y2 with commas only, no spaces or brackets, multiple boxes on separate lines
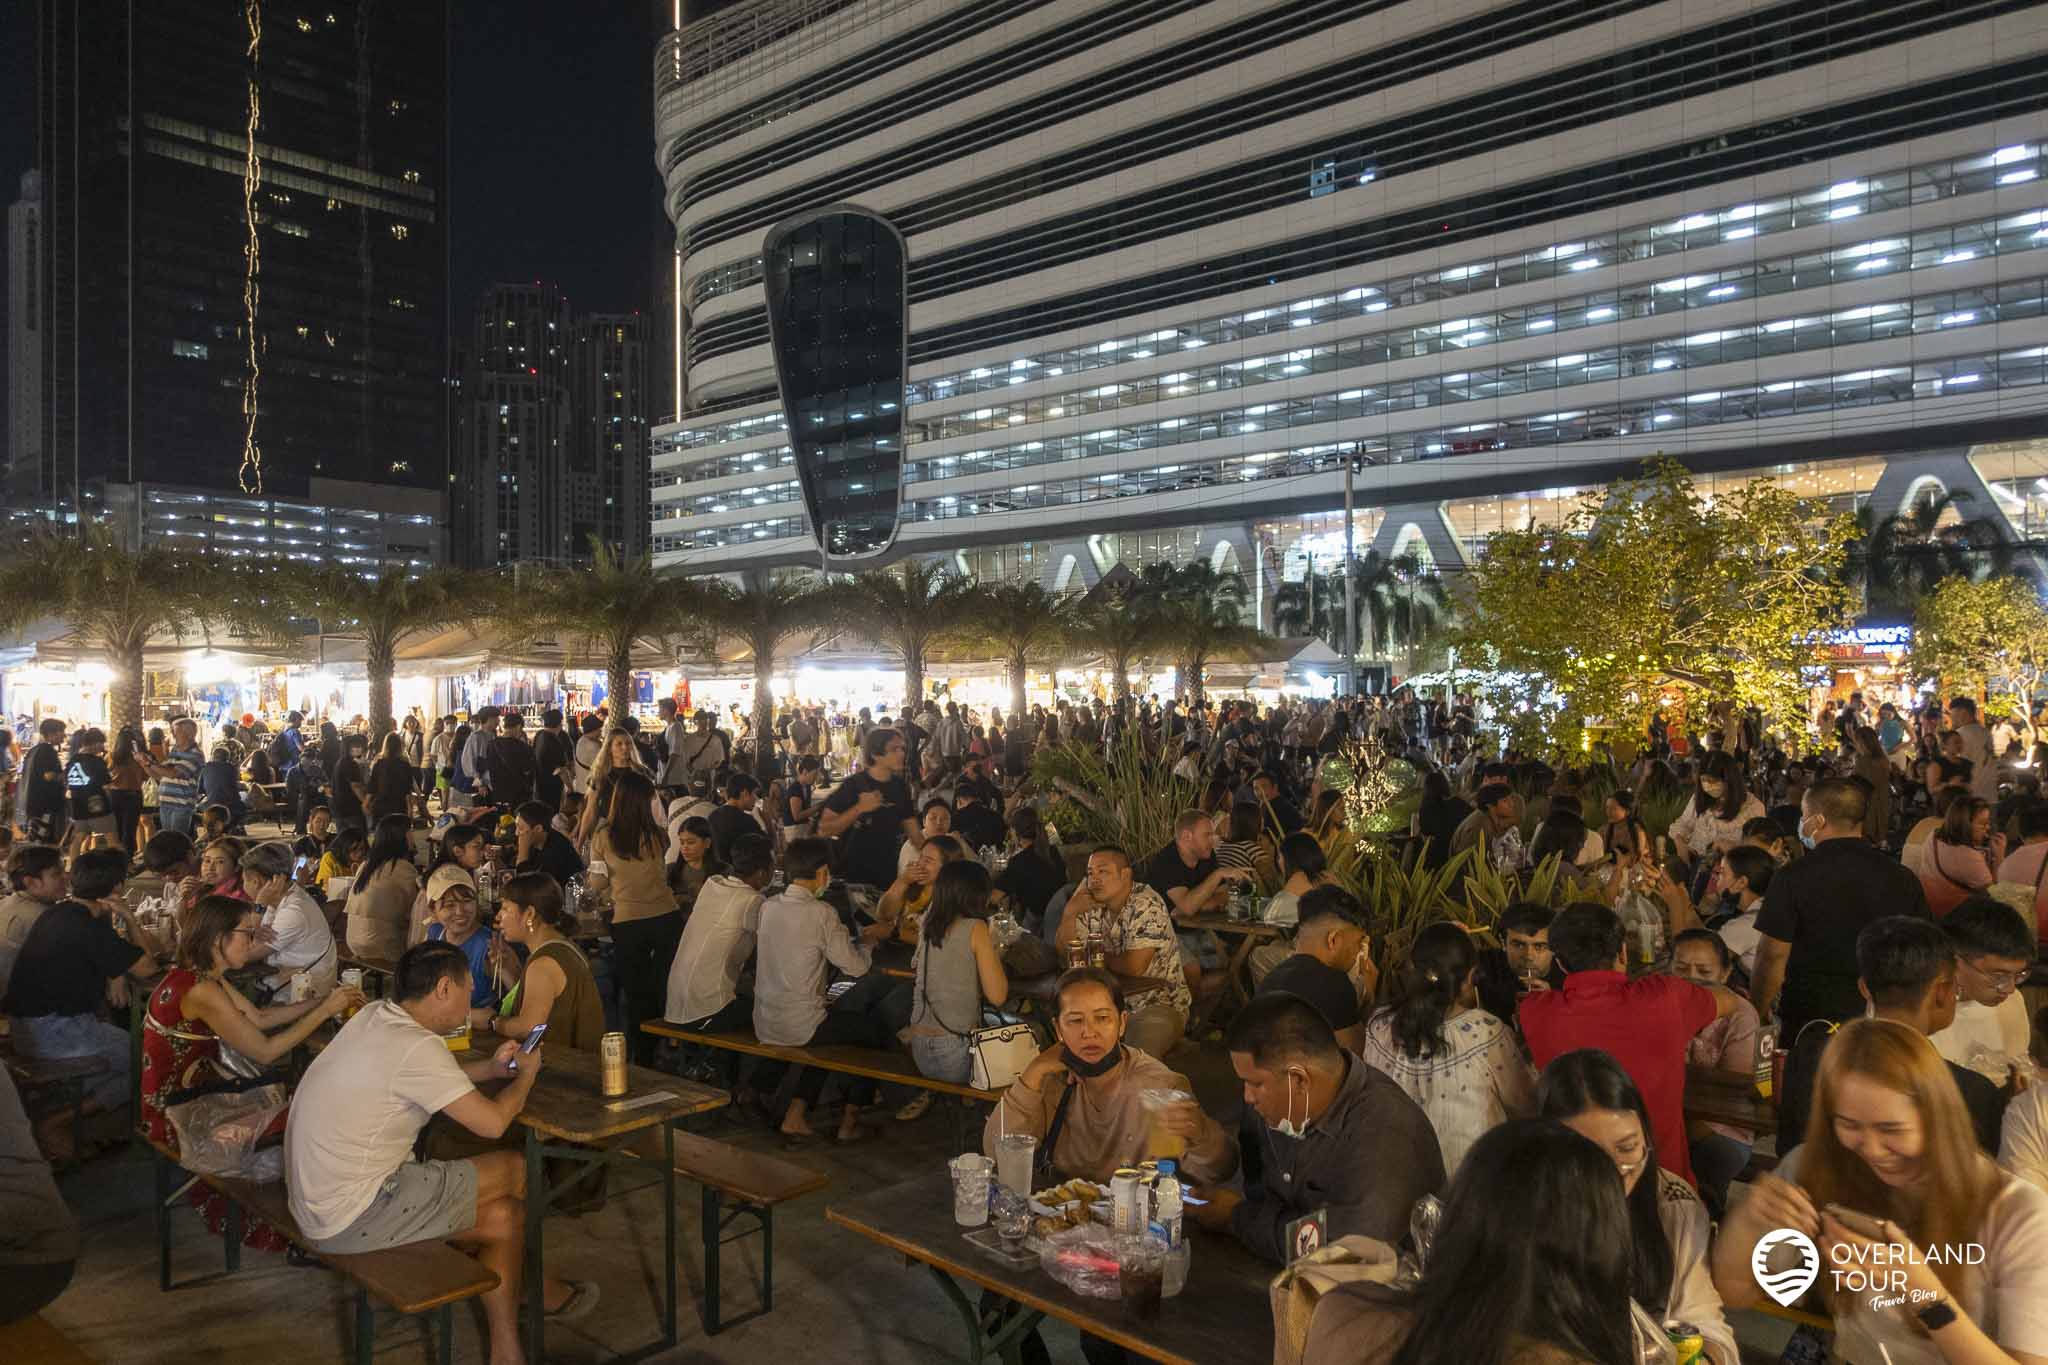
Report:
32,0,449,511
651,0,2048,604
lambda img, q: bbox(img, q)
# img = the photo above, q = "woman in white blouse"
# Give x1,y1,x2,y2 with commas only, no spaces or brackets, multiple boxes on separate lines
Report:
1541,1049,1739,1365
1361,920,1535,1174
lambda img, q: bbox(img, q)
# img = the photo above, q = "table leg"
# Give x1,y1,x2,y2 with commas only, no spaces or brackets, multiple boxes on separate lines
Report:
1224,933,1259,1007
924,1265,1044,1365
663,1119,678,1349
701,1185,723,1335
524,1126,545,1365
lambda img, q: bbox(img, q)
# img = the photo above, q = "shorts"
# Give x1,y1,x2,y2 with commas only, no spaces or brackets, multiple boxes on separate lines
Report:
309,1158,479,1255
1177,929,1224,971
70,814,117,836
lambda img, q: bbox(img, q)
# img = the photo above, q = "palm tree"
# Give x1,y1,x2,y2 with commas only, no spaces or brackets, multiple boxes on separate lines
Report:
950,581,1075,722
278,565,490,744
1271,570,1341,644
1362,558,1455,673
696,573,838,780
1844,490,2015,619
0,524,291,736
841,560,980,720
1064,580,1162,710
1133,561,1272,711
510,543,713,733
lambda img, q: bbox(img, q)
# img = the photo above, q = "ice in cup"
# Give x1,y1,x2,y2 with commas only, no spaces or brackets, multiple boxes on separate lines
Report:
994,1133,1036,1197
1138,1087,1193,1161
949,1153,994,1228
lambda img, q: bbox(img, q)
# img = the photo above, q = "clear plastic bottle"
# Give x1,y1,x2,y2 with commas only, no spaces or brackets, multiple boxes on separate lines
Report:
476,865,495,911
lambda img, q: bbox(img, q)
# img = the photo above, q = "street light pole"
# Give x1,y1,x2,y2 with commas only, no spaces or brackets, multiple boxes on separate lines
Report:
1342,452,1358,695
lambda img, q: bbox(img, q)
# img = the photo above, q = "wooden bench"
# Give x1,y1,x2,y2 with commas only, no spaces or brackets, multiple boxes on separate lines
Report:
3,1050,112,1166
668,1131,827,1335
0,1314,96,1363
641,1020,1004,1148
148,1141,497,1365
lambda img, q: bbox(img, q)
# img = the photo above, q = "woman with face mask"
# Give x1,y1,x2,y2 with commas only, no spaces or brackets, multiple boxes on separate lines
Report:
1539,1049,1739,1365
1668,753,1764,870
1715,1019,2048,1365
981,968,1235,1187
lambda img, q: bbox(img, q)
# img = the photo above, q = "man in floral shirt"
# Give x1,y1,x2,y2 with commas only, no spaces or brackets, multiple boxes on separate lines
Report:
1054,846,1190,1058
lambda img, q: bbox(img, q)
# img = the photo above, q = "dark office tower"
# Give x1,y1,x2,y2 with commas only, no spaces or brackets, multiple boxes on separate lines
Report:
35,0,449,512
568,315,651,562
459,284,570,567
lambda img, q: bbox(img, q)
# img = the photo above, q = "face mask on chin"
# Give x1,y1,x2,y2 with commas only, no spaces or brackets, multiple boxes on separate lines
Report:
1061,1041,1124,1078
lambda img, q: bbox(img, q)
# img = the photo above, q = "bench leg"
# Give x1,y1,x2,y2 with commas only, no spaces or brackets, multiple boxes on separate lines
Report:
760,1205,774,1314
701,1184,722,1335
155,1149,174,1292
353,1288,373,1365
663,1120,678,1349
436,1303,453,1365
224,1201,242,1275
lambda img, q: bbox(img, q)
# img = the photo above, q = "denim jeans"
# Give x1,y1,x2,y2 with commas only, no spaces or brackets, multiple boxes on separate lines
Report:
911,1033,972,1085
15,1013,132,1111
159,802,196,835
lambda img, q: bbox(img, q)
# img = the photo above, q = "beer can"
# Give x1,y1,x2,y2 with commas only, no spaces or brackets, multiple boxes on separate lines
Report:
1110,1169,1144,1235
600,1031,628,1096
1666,1324,1704,1365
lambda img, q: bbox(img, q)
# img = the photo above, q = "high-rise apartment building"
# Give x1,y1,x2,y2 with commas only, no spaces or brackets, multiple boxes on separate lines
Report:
31,0,449,529
651,0,2048,614
568,314,652,560
6,171,42,504
460,283,571,567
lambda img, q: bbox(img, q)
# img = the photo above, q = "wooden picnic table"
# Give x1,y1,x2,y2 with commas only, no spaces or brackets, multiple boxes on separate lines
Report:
1683,1064,1778,1135
511,1046,729,1364
1176,913,1286,1026
827,1175,1277,1365
871,939,1164,1002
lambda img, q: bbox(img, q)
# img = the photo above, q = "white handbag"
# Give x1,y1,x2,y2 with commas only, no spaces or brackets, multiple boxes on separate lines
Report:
967,1022,1040,1091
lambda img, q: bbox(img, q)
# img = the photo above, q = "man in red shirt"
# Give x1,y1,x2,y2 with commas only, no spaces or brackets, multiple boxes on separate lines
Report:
1519,903,1745,1187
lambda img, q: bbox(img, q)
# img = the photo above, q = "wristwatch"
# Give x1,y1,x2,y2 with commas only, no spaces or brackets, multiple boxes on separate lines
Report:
1915,1297,1959,1331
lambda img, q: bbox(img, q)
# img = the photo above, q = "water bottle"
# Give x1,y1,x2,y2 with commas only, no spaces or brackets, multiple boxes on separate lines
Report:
477,865,495,911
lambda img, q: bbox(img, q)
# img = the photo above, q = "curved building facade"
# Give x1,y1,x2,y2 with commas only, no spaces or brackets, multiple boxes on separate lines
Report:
652,0,2048,597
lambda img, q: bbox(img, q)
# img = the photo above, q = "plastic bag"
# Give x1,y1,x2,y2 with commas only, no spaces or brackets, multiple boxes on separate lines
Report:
165,1083,289,1178
1039,1224,1122,1299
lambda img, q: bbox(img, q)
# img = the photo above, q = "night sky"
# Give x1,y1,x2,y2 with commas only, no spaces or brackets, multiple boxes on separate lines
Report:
0,1,668,447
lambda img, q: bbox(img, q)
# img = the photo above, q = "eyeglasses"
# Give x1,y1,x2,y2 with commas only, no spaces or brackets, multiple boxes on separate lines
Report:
1964,959,2026,991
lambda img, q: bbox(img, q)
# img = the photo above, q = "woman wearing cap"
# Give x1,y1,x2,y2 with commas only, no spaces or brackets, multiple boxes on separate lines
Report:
424,865,499,1009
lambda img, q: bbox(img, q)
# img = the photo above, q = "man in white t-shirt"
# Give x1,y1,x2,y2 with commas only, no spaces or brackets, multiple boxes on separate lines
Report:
285,941,594,1365
1931,896,2036,1088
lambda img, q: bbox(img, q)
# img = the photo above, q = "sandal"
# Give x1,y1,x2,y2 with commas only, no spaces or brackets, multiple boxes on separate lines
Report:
895,1092,934,1122
546,1280,601,1322
779,1130,816,1151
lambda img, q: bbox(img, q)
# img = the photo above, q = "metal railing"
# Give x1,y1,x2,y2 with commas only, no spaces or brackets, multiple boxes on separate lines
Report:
655,0,930,116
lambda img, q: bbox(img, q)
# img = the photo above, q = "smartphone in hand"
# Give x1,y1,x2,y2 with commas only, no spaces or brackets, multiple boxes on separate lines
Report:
1821,1202,1888,1240
519,1023,548,1053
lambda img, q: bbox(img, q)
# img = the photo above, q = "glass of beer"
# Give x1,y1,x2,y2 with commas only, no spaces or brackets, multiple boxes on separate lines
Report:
1138,1087,1192,1161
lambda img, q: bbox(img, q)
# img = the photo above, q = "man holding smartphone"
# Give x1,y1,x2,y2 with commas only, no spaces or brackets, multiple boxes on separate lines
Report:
287,941,596,1365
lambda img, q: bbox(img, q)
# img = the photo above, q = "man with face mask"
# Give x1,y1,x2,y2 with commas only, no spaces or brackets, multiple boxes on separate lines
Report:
982,969,1234,1186
1751,777,1929,1043
1188,993,1443,1259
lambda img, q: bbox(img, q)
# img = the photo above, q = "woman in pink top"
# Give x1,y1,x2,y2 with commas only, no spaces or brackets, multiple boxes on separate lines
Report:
1920,796,2002,916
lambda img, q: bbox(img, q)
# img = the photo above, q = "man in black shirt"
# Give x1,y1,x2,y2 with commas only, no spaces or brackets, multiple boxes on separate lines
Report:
1255,886,1372,1052
706,774,764,865
1250,771,1302,834
1752,777,1928,1040
949,780,1007,853
20,719,68,846
818,728,917,889
530,709,571,811
1777,915,2006,1153
1141,810,1250,920
1,847,164,1121
512,801,584,887
484,713,539,809
292,806,335,880
330,734,370,831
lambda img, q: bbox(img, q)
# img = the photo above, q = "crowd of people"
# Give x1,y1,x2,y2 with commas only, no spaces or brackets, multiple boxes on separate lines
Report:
6,681,2048,1365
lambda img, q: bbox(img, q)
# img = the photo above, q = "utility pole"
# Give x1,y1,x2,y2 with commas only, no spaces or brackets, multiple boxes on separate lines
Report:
1342,451,1358,695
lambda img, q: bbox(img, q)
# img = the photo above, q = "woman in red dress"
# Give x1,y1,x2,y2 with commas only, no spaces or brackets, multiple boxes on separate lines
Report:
143,896,361,1250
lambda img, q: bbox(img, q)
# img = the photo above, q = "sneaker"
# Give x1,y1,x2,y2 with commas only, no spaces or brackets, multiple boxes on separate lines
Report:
895,1092,934,1122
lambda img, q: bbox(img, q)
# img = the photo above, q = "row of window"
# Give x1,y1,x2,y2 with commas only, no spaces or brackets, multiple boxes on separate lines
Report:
686,54,2048,378
653,341,2042,553
658,271,2045,518
659,138,2046,461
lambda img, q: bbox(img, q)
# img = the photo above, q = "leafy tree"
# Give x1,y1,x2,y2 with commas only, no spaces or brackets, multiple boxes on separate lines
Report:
842,560,980,720
949,581,1074,724
696,573,838,779
1843,489,2014,619
1454,459,1856,755
278,565,489,743
1132,561,1272,712
1912,575,2048,745
509,544,712,733
0,524,292,737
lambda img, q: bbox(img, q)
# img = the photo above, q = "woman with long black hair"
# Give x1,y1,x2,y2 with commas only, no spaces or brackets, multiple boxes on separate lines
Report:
587,769,680,1063
1299,1119,1640,1365
906,860,1009,1085
1537,1049,1738,1365
1362,920,1534,1173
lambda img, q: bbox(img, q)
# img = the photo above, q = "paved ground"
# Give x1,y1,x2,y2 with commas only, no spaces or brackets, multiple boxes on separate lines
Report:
41,1036,1800,1364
